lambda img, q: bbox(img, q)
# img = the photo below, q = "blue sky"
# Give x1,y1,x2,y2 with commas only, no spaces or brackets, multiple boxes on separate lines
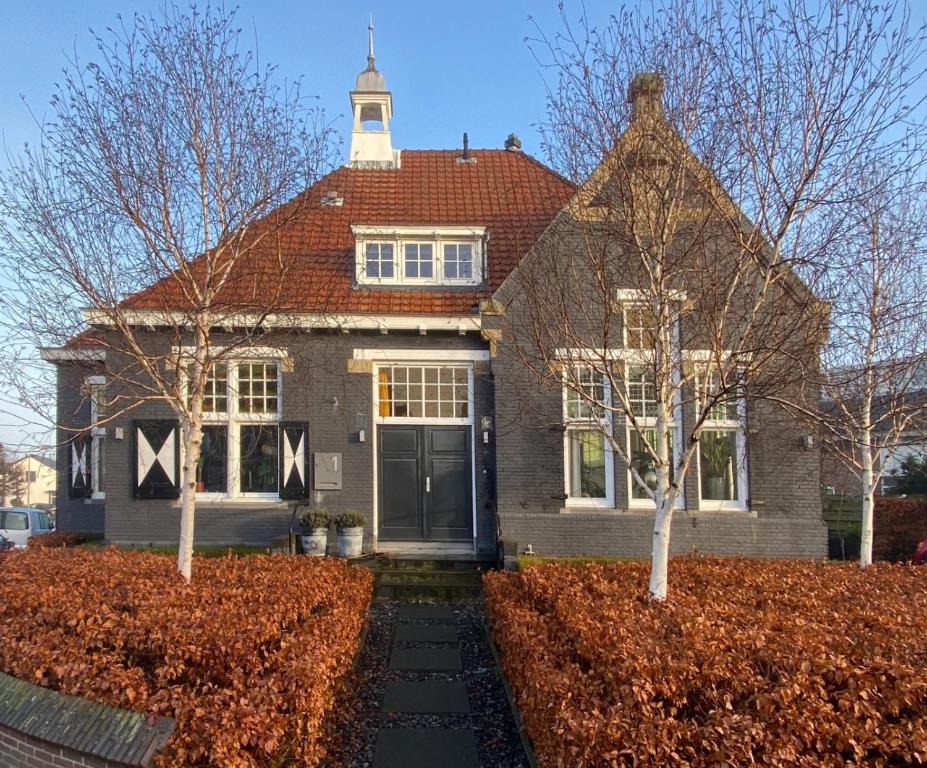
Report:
0,0,622,453
0,1,607,162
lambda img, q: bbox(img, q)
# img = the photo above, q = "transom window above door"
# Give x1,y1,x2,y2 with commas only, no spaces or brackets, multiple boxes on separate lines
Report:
377,365,470,421
352,225,485,286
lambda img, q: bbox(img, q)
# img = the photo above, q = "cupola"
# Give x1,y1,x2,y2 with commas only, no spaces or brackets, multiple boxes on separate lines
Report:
348,19,400,168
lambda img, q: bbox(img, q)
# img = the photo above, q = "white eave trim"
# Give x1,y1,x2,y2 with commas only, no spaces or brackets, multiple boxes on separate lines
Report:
84,308,481,333
353,348,490,362
40,347,107,362
351,224,487,238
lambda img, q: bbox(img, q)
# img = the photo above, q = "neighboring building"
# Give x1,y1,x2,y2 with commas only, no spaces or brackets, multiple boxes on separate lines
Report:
3,454,55,507
41,39,826,558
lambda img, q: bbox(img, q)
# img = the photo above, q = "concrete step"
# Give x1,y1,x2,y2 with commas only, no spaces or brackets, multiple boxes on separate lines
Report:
376,570,483,587
359,557,489,572
374,582,483,600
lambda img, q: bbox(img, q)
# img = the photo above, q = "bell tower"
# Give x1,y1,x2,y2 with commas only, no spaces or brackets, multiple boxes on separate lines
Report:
348,19,399,168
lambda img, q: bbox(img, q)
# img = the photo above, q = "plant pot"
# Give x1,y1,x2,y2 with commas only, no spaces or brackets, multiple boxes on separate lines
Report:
301,528,328,556
705,476,726,500
337,527,363,558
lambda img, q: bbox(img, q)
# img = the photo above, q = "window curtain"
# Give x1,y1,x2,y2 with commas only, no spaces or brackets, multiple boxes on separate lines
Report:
378,369,391,417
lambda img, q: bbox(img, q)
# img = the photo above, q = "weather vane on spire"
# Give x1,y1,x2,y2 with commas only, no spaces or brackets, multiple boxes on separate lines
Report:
367,14,375,71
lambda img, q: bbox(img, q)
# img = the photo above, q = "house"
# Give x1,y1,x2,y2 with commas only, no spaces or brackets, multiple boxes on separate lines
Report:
41,40,826,559
8,454,57,508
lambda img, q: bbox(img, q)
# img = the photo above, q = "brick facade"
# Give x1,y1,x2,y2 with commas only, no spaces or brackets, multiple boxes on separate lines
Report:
55,330,497,555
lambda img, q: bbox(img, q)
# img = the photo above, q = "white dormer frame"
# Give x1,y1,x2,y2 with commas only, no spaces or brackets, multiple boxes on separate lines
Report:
352,224,487,287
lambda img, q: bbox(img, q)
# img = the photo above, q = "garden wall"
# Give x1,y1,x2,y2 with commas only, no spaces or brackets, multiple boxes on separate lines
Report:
0,671,174,767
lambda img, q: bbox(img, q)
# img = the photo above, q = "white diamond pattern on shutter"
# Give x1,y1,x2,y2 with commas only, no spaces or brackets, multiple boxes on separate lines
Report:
279,423,308,499
134,420,180,499
68,433,92,499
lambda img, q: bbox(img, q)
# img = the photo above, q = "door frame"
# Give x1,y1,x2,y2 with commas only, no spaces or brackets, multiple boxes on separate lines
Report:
357,348,488,553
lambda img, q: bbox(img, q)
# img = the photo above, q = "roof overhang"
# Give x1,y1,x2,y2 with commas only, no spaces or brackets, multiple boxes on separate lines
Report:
84,308,481,334
39,347,107,363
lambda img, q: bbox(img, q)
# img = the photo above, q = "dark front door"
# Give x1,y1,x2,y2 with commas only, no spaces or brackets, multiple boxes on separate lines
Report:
379,425,472,541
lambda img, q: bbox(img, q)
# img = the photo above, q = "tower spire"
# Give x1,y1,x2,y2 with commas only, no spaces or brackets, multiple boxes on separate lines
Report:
367,15,375,71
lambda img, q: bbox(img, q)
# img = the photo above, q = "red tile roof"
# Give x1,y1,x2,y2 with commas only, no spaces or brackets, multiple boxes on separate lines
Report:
123,150,575,316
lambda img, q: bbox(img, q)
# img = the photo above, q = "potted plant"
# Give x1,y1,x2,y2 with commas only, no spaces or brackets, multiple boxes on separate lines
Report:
335,510,365,558
299,506,330,556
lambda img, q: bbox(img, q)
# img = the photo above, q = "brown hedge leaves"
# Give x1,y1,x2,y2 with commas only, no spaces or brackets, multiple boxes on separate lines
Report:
0,548,373,767
485,557,927,767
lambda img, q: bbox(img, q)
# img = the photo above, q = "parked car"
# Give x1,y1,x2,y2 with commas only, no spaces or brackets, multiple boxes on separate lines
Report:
914,538,927,565
0,507,53,549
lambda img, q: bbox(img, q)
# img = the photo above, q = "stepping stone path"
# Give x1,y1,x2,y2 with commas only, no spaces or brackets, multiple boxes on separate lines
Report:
320,598,529,768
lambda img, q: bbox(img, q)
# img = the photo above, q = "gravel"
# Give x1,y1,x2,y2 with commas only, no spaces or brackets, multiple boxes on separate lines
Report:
319,599,530,768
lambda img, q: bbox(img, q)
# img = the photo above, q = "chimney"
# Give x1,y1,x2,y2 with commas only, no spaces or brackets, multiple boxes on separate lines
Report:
628,72,664,120
457,131,476,164
504,133,522,152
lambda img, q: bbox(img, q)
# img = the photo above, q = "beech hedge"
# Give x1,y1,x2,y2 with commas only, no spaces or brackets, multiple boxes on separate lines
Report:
0,548,373,767
874,495,927,562
485,557,927,767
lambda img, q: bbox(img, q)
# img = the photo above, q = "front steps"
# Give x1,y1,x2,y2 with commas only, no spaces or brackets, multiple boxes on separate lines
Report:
357,557,489,600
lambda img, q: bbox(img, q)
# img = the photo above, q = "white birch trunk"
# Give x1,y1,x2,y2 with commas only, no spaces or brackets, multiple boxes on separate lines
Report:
649,499,673,600
859,428,875,568
177,323,208,581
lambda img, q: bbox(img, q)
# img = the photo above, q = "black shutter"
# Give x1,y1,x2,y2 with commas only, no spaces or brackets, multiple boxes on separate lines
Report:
133,419,180,499
279,422,308,499
68,432,92,499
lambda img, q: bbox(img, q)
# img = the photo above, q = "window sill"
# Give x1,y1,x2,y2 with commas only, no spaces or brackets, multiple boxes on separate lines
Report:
172,498,290,509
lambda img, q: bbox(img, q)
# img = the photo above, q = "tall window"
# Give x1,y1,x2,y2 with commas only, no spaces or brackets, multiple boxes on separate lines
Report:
193,361,281,497
563,366,614,507
365,242,394,279
625,364,680,506
697,370,747,508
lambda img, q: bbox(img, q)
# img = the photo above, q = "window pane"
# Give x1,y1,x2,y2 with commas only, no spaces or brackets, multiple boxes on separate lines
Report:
37,512,49,530
198,426,227,493
405,243,433,279
700,430,739,500
568,429,607,499
625,304,657,349
240,425,278,493
565,367,606,420
627,366,657,419
4,511,28,530
630,429,673,500
444,243,474,280
238,362,279,414
376,366,470,420
366,242,393,279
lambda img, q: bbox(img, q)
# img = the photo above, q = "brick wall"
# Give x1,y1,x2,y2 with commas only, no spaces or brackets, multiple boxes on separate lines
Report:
0,724,116,768
56,329,497,555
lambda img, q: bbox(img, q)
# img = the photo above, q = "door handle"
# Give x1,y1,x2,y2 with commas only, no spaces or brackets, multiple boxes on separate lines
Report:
426,476,431,493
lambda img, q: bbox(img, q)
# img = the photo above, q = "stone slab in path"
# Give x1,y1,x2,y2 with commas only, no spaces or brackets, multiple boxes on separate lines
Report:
397,604,457,621
382,680,471,714
390,646,463,672
393,623,459,644
372,728,479,768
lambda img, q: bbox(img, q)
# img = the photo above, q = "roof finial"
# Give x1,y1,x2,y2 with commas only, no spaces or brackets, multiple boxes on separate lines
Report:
367,14,375,71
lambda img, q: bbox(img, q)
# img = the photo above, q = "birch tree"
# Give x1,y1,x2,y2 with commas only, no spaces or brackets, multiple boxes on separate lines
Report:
0,4,337,580
815,162,927,567
501,0,926,599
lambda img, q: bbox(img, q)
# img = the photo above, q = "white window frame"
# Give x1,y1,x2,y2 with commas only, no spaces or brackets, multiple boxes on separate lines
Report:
562,365,615,509
624,364,684,510
86,375,107,500
365,241,396,281
352,225,485,287
695,369,748,511
374,363,474,426
402,242,436,283
185,360,283,500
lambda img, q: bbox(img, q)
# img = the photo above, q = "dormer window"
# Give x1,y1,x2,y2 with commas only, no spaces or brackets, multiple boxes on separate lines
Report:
353,225,485,287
